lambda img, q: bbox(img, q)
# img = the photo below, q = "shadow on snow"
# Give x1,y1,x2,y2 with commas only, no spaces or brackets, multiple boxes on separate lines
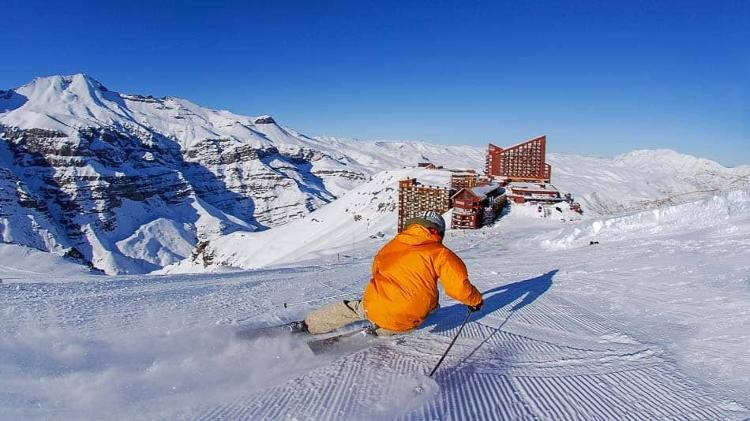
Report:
421,269,558,334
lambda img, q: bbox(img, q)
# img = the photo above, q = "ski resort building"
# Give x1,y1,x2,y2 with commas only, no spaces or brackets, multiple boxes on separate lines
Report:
397,178,453,232
451,184,507,229
449,171,491,190
485,135,551,183
397,137,582,229
506,182,562,204
397,173,508,232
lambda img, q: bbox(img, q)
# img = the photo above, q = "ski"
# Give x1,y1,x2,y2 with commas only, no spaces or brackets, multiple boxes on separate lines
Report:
236,322,380,355
235,321,307,341
307,326,377,354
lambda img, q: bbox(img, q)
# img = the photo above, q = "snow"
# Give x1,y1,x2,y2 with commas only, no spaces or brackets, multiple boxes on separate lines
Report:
548,150,750,215
466,183,501,198
162,146,749,274
540,189,750,249
0,243,94,280
115,218,196,267
0,74,485,176
3,73,748,276
166,167,453,271
2,73,750,418
0,74,491,275
2,191,749,418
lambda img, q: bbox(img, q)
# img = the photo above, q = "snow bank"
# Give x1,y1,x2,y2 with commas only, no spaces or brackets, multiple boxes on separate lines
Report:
0,243,94,280
541,189,750,249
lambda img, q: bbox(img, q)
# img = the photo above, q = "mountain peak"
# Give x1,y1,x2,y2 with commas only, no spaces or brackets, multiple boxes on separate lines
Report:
253,115,276,125
27,73,109,94
1,73,128,134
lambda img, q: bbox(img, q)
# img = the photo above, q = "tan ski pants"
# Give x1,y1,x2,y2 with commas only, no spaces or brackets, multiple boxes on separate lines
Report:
304,300,402,336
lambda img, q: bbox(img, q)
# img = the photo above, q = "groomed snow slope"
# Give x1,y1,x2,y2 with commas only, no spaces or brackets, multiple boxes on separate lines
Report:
1,190,749,419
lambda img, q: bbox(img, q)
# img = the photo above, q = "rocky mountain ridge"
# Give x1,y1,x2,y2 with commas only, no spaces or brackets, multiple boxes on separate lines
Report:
0,74,482,274
3,74,746,275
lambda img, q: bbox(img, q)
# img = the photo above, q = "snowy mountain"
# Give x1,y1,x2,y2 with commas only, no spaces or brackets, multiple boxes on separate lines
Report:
2,76,750,419
174,151,750,272
0,74,481,275
162,167,452,273
548,149,750,215
1,74,748,275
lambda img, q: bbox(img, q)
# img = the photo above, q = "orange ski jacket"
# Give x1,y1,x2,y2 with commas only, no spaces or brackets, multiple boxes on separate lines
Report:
362,224,483,332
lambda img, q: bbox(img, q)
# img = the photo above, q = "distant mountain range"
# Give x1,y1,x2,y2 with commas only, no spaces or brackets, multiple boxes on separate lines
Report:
0,74,482,274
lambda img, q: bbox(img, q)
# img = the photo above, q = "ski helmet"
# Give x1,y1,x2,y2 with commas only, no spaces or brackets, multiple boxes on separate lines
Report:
405,210,446,237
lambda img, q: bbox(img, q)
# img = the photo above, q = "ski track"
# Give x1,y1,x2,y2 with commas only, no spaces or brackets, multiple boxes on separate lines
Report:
193,281,743,420
193,285,742,420
1,232,748,419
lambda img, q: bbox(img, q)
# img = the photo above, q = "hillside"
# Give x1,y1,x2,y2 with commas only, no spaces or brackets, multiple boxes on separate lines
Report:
0,74,480,275
174,151,750,272
2,188,748,419
548,149,750,215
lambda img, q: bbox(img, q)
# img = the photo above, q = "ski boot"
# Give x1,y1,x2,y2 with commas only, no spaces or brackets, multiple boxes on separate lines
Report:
287,320,309,334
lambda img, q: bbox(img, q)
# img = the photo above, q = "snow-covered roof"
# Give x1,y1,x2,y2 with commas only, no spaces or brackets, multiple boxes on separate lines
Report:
508,182,559,192
470,184,502,197
451,183,503,199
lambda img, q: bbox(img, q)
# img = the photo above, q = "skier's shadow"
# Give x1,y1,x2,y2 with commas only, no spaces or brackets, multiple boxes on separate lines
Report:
421,269,558,333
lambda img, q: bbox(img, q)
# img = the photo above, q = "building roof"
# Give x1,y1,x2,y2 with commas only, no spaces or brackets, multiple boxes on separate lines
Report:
451,183,502,199
488,135,546,151
507,182,559,192
471,184,502,197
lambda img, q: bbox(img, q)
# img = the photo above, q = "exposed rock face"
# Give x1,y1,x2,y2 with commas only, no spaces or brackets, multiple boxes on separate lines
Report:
253,116,276,125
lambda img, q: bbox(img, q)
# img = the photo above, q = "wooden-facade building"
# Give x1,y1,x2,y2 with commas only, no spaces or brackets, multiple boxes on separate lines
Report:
451,184,507,230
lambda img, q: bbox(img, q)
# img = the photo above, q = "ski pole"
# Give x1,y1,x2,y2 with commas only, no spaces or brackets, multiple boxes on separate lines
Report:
428,308,472,377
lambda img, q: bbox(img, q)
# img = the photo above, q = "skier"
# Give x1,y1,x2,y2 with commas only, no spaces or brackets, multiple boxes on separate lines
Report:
294,211,484,336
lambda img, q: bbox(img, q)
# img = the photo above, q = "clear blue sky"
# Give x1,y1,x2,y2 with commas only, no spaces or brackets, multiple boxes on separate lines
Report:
2,0,748,165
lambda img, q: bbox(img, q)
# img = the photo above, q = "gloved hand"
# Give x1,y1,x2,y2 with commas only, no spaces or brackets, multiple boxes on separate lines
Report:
467,300,483,312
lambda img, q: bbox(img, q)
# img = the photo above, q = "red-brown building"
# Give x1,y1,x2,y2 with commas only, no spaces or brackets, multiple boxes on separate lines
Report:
485,135,551,182
506,182,562,204
451,184,507,229
450,171,476,190
450,171,492,190
398,178,453,232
